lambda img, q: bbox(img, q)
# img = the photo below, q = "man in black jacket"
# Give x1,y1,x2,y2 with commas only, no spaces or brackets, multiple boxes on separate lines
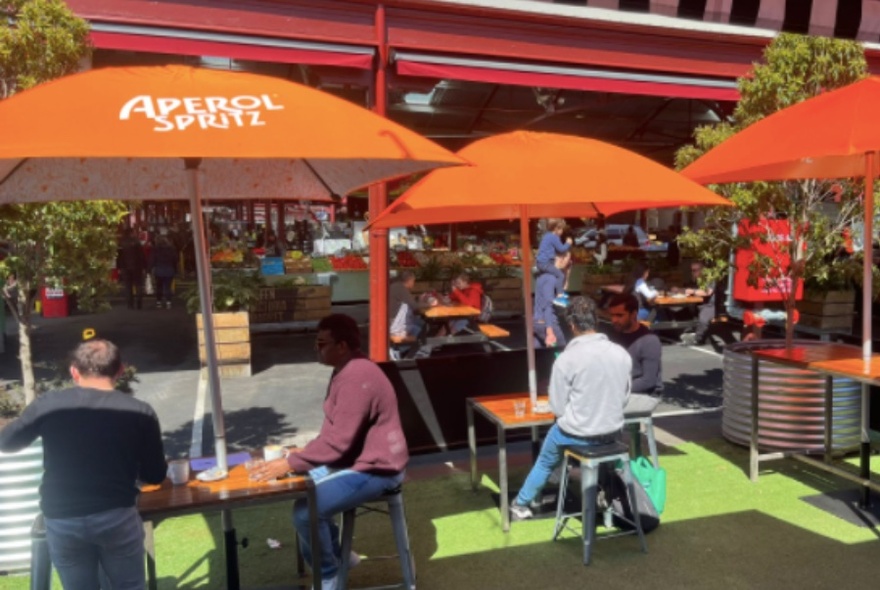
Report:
0,339,167,589
117,228,147,310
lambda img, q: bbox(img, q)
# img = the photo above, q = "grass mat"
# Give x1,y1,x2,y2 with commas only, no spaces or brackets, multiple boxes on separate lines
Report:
1,438,877,589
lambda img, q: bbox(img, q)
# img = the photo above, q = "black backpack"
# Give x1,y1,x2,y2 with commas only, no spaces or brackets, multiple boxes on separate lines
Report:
598,463,660,533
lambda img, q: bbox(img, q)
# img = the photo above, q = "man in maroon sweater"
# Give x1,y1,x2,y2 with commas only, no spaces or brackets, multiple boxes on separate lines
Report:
256,314,408,590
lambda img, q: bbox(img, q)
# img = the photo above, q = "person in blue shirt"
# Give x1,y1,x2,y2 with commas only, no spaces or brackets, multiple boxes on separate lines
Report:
535,218,572,307
624,262,660,322
533,253,569,348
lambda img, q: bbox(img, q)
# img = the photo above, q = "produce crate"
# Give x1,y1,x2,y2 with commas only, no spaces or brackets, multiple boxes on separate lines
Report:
249,285,332,324
796,290,855,330
197,312,251,378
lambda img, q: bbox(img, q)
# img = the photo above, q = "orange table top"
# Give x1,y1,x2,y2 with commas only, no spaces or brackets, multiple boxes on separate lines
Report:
469,393,555,428
654,295,704,306
424,304,481,319
753,343,880,385
138,463,312,520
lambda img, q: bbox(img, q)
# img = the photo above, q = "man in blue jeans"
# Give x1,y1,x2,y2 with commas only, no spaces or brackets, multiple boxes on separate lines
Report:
255,314,408,590
510,296,632,520
0,339,167,589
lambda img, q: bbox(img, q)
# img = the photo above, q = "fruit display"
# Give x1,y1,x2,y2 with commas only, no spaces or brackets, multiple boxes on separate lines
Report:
283,249,313,272
570,246,594,264
310,257,334,272
330,254,368,271
210,248,244,265
395,251,419,267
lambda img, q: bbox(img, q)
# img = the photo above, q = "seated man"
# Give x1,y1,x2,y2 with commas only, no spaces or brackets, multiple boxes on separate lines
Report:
510,296,632,520
678,261,716,346
388,270,434,342
607,293,663,394
255,314,408,590
533,253,570,348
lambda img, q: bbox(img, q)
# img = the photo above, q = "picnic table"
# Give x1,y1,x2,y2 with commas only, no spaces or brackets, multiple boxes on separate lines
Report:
598,284,705,331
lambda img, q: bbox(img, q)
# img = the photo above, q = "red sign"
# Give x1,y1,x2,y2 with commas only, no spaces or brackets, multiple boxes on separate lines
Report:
733,218,804,302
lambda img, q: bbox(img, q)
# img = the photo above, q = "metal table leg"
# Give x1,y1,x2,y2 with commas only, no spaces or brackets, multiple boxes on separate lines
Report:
750,354,760,482
306,479,323,590
467,402,478,491
144,520,157,590
860,382,872,509
498,423,510,533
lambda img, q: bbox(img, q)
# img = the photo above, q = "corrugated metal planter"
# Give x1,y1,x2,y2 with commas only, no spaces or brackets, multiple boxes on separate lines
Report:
723,340,862,453
0,438,43,573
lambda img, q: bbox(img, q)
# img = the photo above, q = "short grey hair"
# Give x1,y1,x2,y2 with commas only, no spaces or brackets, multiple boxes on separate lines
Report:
564,296,597,333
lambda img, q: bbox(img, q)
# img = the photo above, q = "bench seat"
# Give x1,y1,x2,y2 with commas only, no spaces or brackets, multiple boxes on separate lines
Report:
478,323,510,338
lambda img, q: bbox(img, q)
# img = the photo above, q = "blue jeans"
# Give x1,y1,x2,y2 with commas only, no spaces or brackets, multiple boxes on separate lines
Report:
293,467,405,579
515,423,606,506
537,261,565,294
45,506,146,590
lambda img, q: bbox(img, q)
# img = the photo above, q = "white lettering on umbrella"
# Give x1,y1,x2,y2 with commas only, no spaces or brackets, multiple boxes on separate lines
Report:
119,94,284,131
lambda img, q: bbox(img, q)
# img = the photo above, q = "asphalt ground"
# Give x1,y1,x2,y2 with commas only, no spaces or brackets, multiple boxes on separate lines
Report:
0,297,727,459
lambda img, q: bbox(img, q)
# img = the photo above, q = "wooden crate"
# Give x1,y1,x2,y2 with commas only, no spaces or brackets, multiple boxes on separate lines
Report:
796,290,855,331
196,311,251,378
249,286,332,324
483,277,523,313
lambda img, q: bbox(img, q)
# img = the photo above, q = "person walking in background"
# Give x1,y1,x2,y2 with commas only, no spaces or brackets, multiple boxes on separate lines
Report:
535,218,573,307
117,228,147,310
149,235,178,309
607,293,663,394
510,296,631,520
0,339,167,589
623,225,641,248
533,253,569,348
252,314,408,590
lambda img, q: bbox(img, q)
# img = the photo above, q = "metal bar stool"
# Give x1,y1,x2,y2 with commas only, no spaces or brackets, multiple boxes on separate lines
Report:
624,394,661,467
317,486,415,590
552,441,648,565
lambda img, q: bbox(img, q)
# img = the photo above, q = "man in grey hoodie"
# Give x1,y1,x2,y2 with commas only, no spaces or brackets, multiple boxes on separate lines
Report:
510,296,631,520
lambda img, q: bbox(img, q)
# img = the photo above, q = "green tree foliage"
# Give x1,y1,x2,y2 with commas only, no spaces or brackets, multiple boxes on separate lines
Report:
674,34,868,342
0,1,127,404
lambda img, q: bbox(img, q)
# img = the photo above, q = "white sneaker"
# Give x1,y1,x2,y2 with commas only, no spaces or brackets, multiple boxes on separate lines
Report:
349,550,361,569
320,575,339,590
510,502,534,521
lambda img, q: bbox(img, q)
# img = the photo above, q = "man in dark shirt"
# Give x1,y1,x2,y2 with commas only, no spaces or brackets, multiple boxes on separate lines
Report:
116,228,147,310
679,261,717,346
255,314,408,590
607,293,663,393
0,339,167,589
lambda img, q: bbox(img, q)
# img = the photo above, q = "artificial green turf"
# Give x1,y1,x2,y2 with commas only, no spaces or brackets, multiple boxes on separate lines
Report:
1,439,877,589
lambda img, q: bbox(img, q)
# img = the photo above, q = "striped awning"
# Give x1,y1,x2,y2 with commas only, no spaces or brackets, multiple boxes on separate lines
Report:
551,1,879,41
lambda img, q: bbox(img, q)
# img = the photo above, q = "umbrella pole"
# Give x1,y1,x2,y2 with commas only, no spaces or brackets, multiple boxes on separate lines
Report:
519,207,538,409
863,152,875,362
185,160,228,474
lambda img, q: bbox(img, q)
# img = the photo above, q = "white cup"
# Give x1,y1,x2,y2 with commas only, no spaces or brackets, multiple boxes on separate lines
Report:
513,400,526,418
167,459,190,486
263,445,285,461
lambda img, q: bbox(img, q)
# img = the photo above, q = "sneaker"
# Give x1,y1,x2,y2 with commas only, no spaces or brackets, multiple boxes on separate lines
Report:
679,333,697,346
164,301,172,309
349,550,361,569
155,301,162,308
552,294,569,308
510,502,534,521
320,575,339,590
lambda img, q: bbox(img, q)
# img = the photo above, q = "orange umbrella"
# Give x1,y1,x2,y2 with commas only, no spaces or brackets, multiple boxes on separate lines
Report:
370,131,731,407
681,76,880,361
0,65,464,473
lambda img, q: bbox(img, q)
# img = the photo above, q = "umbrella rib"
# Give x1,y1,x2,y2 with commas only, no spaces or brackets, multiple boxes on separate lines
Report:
301,158,342,201
0,158,28,187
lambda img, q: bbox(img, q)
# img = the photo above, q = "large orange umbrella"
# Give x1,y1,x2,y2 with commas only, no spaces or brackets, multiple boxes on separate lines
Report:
370,131,731,408
0,65,464,474
682,76,880,361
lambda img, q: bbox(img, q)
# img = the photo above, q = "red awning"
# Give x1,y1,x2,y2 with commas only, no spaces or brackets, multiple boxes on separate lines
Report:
91,30,374,70
395,53,739,102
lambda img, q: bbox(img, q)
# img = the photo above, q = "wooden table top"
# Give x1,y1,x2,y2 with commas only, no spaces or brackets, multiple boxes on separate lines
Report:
138,463,312,520
753,343,880,385
424,304,481,319
654,295,705,306
469,393,555,428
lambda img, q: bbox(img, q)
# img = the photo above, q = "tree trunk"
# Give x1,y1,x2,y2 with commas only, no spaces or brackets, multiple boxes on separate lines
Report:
16,282,36,405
